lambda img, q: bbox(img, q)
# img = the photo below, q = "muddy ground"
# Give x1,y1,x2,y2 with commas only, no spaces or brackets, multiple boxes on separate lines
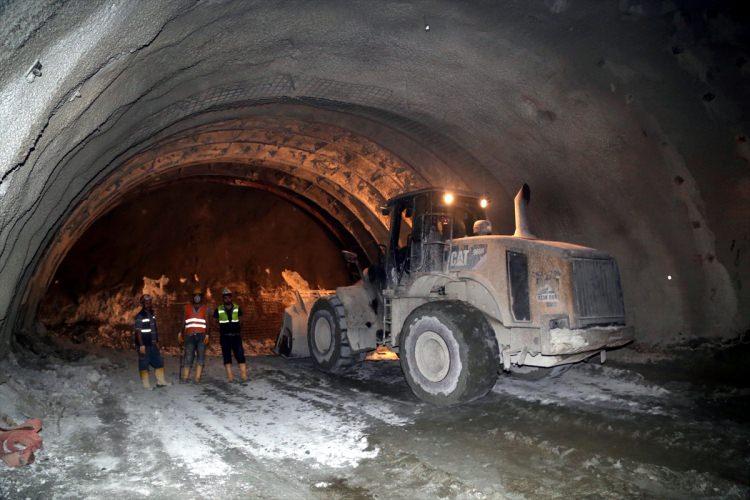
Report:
1,346,748,499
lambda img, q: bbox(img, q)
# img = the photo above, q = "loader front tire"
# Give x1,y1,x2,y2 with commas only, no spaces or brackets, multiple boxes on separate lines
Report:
400,301,500,406
307,295,365,374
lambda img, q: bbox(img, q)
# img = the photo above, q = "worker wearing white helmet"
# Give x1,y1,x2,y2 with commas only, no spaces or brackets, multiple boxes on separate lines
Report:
213,288,247,382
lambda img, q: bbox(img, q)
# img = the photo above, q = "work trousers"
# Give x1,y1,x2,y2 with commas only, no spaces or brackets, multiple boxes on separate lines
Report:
220,334,246,365
183,333,207,367
138,344,164,371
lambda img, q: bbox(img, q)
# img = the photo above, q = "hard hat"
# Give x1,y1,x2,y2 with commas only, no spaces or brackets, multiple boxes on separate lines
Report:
221,288,232,295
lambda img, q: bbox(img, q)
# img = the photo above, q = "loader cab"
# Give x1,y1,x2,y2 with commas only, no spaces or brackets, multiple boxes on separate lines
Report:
382,189,489,287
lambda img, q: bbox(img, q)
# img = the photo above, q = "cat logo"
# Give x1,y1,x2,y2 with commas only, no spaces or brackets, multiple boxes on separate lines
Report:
448,244,487,270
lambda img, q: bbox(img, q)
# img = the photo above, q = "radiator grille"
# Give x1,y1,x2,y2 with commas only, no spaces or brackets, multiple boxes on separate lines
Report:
571,258,625,321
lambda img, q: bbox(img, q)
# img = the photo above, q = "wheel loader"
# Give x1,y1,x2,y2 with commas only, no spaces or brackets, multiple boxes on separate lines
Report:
277,185,633,405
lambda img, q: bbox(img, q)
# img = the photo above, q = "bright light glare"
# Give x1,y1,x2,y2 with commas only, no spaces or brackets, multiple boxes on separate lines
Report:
443,192,455,205
479,198,489,208
667,275,672,280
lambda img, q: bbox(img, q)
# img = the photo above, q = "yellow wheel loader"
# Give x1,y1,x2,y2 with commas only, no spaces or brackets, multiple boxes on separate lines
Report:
277,185,633,406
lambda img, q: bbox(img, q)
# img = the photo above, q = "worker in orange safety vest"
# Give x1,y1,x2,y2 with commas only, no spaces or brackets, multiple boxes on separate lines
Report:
178,288,210,383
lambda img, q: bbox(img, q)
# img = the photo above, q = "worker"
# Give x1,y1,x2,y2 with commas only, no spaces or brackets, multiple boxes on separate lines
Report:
213,288,247,382
134,294,168,389
179,288,209,383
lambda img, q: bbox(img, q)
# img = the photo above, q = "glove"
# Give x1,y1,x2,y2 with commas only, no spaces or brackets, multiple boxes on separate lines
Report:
204,335,210,346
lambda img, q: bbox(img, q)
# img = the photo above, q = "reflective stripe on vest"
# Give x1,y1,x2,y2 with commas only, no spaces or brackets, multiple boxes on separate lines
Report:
217,304,239,324
185,305,208,333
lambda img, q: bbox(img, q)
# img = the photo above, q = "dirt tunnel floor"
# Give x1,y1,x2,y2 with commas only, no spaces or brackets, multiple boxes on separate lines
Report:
1,348,749,499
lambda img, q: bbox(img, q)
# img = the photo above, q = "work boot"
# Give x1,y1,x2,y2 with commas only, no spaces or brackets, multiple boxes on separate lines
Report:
139,370,151,389
194,365,203,384
239,363,248,383
155,367,170,387
224,364,234,382
180,366,191,383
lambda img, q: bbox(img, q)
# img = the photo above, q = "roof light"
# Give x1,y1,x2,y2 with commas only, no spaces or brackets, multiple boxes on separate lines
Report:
442,192,455,205
479,198,489,209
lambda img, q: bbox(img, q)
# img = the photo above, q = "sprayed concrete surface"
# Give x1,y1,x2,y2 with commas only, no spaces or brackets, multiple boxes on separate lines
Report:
1,347,748,499
1,0,749,352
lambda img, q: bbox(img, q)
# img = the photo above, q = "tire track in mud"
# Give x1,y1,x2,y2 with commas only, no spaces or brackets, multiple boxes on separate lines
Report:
196,368,413,471
211,361,418,425
188,418,308,498
485,380,750,486
151,378,313,497
192,371,466,499
257,359,419,414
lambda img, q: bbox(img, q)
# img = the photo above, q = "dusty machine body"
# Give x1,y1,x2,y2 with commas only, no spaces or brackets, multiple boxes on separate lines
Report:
277,186,633,405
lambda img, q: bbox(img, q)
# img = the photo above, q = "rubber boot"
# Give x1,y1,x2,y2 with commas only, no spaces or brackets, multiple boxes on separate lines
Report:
140,370,151,389
155,367,170,387
194,365,203,384
239,363,248,383
180,366,191,383
224,364,234,382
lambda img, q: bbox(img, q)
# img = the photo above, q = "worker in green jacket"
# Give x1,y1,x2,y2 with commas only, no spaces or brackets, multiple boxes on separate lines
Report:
213,288,247,382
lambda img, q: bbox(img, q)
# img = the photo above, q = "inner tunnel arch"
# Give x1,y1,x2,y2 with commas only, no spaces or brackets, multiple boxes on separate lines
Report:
18,111,503,342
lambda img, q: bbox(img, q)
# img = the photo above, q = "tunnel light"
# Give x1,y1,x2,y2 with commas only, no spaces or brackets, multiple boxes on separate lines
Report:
443,192,455,205
667,275,672,280
479,198,489,209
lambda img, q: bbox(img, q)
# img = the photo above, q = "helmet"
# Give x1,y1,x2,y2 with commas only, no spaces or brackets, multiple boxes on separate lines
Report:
221,288,232,296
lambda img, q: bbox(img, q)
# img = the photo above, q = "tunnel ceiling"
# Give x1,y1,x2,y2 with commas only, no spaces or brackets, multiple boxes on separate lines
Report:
0,0,748,349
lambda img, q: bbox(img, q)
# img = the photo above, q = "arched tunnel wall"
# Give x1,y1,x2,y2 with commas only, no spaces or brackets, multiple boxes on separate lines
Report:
0,0,748,352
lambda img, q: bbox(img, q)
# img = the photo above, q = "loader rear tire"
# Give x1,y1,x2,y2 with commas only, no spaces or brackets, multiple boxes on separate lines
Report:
277,327,293,357
400,301,500,406
307,295,365,374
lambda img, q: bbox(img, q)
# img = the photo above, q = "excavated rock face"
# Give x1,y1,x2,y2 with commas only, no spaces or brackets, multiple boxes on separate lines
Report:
39,180,352,348
0,0,748,350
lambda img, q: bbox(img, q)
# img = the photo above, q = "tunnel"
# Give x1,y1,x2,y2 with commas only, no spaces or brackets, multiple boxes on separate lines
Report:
1,1,748,497
38,177,359,351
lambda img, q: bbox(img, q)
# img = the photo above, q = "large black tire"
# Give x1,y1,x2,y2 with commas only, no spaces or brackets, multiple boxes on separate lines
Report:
400,301,500,406
307,295,365,374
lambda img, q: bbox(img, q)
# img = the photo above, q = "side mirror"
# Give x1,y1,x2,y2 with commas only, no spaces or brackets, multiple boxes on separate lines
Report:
342,250,364,280
342,250,359,264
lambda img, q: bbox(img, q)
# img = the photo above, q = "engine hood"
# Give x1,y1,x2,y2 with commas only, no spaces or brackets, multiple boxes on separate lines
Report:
452,235,614,260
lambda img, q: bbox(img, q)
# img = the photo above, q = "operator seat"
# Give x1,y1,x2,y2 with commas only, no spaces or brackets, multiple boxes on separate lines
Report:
473,219,492,235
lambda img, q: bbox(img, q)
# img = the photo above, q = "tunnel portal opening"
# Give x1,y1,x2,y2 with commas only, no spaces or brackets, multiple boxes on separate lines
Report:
39,178,358,354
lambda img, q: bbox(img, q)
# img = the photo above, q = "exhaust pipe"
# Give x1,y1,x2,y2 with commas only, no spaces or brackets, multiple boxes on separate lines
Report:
513,183,536,239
